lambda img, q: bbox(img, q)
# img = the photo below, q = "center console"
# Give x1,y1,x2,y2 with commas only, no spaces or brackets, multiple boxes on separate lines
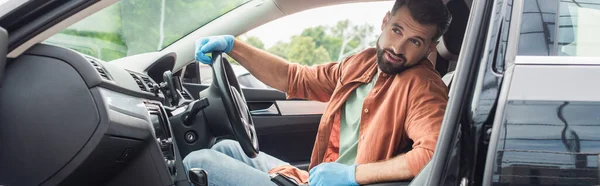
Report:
145,100,178,178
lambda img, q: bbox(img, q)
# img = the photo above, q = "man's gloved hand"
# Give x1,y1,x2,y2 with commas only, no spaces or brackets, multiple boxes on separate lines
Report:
308,162,359,186
194,35,235,64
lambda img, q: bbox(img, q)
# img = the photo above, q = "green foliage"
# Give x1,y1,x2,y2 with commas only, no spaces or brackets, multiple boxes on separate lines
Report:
301,26,327,46
54,29,127,61
243,36,265,50
301,26,342,61
268,41,290,59
263,20,375,66
60,30,126,46
287,36,331,66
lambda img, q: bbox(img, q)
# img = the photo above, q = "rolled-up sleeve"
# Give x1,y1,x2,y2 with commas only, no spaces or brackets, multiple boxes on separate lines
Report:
403,80,448,176
286,62,341,102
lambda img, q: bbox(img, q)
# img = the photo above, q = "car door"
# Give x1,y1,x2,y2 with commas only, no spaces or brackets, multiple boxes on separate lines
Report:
411,0,508,185
482,0,600,185
412,0,600,185
180,1,395,170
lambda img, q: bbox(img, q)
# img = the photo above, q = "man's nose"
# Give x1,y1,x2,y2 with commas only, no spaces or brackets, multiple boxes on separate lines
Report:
391,39,407,55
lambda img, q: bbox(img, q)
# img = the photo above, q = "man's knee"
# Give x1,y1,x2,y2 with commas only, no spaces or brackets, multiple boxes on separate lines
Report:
183,149,221,170
211,139,242,155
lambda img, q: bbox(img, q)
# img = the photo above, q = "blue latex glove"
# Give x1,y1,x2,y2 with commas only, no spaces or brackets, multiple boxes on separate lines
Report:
194,35,235,64
309,162,359,186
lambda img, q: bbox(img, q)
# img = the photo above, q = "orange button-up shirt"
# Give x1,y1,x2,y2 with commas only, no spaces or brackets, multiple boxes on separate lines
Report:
269,48,448,184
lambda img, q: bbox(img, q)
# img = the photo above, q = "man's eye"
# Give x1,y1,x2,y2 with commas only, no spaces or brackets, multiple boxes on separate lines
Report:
411,39,421,46
392,28,401,34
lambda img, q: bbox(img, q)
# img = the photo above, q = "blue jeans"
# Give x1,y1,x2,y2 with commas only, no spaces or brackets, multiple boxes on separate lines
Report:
183,139,290,186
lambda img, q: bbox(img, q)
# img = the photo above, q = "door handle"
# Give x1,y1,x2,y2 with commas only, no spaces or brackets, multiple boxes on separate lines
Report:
249,103,279,115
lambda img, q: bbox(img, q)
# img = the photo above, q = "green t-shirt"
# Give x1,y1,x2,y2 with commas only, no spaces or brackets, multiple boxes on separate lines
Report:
336,72,378,165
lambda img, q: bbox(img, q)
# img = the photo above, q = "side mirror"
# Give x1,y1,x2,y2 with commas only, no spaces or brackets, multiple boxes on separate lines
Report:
0,27,7,86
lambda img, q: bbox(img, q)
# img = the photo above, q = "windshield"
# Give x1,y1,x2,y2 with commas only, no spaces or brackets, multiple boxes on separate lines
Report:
44,0,250,61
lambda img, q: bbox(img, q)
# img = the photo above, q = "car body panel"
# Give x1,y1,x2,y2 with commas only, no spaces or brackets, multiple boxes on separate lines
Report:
486,61,600,185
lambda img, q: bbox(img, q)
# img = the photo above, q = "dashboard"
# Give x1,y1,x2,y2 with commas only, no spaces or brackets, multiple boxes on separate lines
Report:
0,43,195,186
88,49,196,185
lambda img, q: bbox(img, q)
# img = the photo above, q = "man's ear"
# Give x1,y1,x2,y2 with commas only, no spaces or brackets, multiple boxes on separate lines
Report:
381,11,391,31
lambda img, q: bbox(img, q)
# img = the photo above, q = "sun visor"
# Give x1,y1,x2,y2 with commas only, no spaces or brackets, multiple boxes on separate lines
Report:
0,27,7,86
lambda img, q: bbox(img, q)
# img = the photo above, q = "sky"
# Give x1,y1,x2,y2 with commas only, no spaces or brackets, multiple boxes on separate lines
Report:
244,1,395,48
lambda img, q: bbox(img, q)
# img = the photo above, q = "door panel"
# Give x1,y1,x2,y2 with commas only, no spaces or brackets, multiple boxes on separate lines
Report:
485,63,600,185
183,83,287,101
254,115,320,169
183,83,322,170
276,100,327,115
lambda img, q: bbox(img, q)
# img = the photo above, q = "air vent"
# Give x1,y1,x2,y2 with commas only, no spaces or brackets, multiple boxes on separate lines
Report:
141,76,155,89
129,73,148,92
88,59,111,80
181,91,192,100
96,68,109,80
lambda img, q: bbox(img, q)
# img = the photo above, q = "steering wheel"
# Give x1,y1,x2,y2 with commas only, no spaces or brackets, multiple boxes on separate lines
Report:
204,52,259,158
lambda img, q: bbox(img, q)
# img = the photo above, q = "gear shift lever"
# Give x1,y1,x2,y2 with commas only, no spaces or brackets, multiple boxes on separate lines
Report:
188,168,208,186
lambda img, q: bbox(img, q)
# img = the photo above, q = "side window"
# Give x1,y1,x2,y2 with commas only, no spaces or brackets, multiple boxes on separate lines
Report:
199,1,394,88
517,0,600,56
242,1,392,65
181,62,200,84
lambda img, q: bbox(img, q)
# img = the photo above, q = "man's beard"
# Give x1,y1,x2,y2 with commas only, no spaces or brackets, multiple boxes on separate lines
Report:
375,38,425,75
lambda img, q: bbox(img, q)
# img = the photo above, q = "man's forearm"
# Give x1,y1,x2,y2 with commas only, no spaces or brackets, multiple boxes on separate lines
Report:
228,39,290,92
355,154,414,184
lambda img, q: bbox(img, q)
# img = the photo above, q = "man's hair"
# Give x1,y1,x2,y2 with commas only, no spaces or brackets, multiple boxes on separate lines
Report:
391,0,452,41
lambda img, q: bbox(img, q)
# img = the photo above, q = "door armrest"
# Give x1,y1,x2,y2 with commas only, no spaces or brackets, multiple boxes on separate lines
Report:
362,181,411,186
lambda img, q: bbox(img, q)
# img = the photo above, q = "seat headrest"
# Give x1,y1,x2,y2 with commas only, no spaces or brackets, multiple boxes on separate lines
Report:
437,0,470,61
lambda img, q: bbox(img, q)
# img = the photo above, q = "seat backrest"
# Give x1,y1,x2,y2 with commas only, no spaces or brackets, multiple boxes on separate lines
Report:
442,71,454,87
435,0,470,76
442,70,454,95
